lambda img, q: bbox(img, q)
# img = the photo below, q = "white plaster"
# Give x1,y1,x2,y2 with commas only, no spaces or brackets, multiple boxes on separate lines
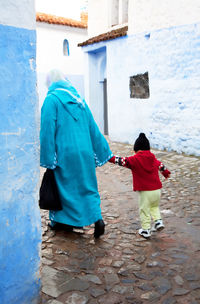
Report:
36,23,87,74
88,0,110,37
129,0,200,34
83,22,200,156
88,0,128,37
36,22,87,107
1,128,22,136
87,0,200,36
0,0,36,30
111,0,119,27
83,52,90,104
82,0,200,155
29,58,35,71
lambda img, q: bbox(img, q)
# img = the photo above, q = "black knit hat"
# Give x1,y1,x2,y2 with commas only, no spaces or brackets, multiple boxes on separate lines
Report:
133,133,150,152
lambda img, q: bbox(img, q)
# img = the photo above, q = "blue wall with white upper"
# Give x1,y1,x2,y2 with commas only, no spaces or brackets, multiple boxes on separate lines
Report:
83,22,200,155
0,3,41,303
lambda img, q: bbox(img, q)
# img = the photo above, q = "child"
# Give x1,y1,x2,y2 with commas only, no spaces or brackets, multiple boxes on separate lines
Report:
109,133,171,239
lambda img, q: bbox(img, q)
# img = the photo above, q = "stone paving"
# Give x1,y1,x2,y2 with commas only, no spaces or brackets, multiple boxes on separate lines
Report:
40,139,200,304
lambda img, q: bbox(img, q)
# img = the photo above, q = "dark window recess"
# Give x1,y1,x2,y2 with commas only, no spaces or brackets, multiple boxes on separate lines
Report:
129,72,150,99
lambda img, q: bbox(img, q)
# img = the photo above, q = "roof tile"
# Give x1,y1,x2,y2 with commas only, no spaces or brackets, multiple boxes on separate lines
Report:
36,12,87,28
78,26,128,46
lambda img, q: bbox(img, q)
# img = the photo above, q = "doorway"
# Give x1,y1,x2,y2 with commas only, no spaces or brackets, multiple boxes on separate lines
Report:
103,78,108,135
87,47,108,134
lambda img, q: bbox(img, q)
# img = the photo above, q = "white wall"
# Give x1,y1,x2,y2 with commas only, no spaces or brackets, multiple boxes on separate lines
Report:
0,0,35,29
108,25,200,155
83,21,200,156
88,0,110,37
36,22,87,106
88,0,200,37
36,23,87,74
88,0,129,37
129,0,200,34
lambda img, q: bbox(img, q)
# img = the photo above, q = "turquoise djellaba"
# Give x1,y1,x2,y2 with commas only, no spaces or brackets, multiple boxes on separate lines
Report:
40,79,113,227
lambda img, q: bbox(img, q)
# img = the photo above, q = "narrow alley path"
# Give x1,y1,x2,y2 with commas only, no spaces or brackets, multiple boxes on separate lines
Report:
40,139,200,304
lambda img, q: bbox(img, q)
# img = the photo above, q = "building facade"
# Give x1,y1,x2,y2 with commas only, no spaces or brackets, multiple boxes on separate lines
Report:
0,1,41,303
36,12,88,108
79,0,200,156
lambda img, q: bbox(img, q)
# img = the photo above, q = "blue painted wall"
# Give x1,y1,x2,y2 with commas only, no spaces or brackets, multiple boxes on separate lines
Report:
0,24,41,304
83,23,200,156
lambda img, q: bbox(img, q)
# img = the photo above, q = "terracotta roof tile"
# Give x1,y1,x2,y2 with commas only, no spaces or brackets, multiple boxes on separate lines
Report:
78,26,128,46
36,12,87,29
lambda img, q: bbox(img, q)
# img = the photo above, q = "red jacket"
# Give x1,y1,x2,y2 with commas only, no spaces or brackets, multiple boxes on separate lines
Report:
123,151,162,191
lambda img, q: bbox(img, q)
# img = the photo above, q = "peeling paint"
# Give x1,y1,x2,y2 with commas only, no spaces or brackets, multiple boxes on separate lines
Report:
29,58,35,70
1,128,22,136
0,21,41,304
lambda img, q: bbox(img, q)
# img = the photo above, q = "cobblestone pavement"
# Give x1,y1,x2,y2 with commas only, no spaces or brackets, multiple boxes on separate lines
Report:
40,139,200,304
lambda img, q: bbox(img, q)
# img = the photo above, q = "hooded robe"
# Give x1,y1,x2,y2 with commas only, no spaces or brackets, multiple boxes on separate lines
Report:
40,79,113,227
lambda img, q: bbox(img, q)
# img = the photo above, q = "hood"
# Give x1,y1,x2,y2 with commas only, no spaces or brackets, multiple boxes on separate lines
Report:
134,150,157,173
48,79,84,120
48,79,82,104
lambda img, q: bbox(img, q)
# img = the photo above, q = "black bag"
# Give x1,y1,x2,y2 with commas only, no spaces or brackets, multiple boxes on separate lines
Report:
39,169,62,210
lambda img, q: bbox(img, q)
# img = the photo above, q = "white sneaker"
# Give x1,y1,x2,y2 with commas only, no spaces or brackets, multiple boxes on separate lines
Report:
152,219,165,232
138,228,151,239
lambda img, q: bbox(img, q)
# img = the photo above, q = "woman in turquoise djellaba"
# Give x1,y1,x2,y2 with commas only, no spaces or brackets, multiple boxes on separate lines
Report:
40,70,113,238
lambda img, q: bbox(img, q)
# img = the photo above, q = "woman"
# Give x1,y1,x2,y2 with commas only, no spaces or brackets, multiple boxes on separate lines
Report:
40,70,113,238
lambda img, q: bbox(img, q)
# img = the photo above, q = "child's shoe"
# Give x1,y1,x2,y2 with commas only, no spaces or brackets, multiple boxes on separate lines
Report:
152,219,165,232
138,228,151,239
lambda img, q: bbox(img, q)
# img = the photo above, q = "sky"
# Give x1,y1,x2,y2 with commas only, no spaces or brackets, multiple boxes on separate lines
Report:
35,0,88,20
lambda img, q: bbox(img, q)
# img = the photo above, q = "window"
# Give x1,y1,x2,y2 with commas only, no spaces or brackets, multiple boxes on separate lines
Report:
111,0,128,27
129,72,150,99
63,39,70,56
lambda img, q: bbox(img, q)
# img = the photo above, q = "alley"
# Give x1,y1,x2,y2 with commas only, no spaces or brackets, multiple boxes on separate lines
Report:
40,139,200,304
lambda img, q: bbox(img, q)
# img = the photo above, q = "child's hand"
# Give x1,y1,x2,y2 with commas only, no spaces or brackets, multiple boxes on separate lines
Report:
159,163,170,178
162,169,171,179
109,156,126,166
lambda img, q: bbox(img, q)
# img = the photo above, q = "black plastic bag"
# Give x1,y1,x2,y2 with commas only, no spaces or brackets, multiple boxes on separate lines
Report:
39,169,62,210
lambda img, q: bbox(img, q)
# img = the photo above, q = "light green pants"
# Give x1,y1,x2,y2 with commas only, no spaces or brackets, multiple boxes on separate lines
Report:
138,189,161,230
